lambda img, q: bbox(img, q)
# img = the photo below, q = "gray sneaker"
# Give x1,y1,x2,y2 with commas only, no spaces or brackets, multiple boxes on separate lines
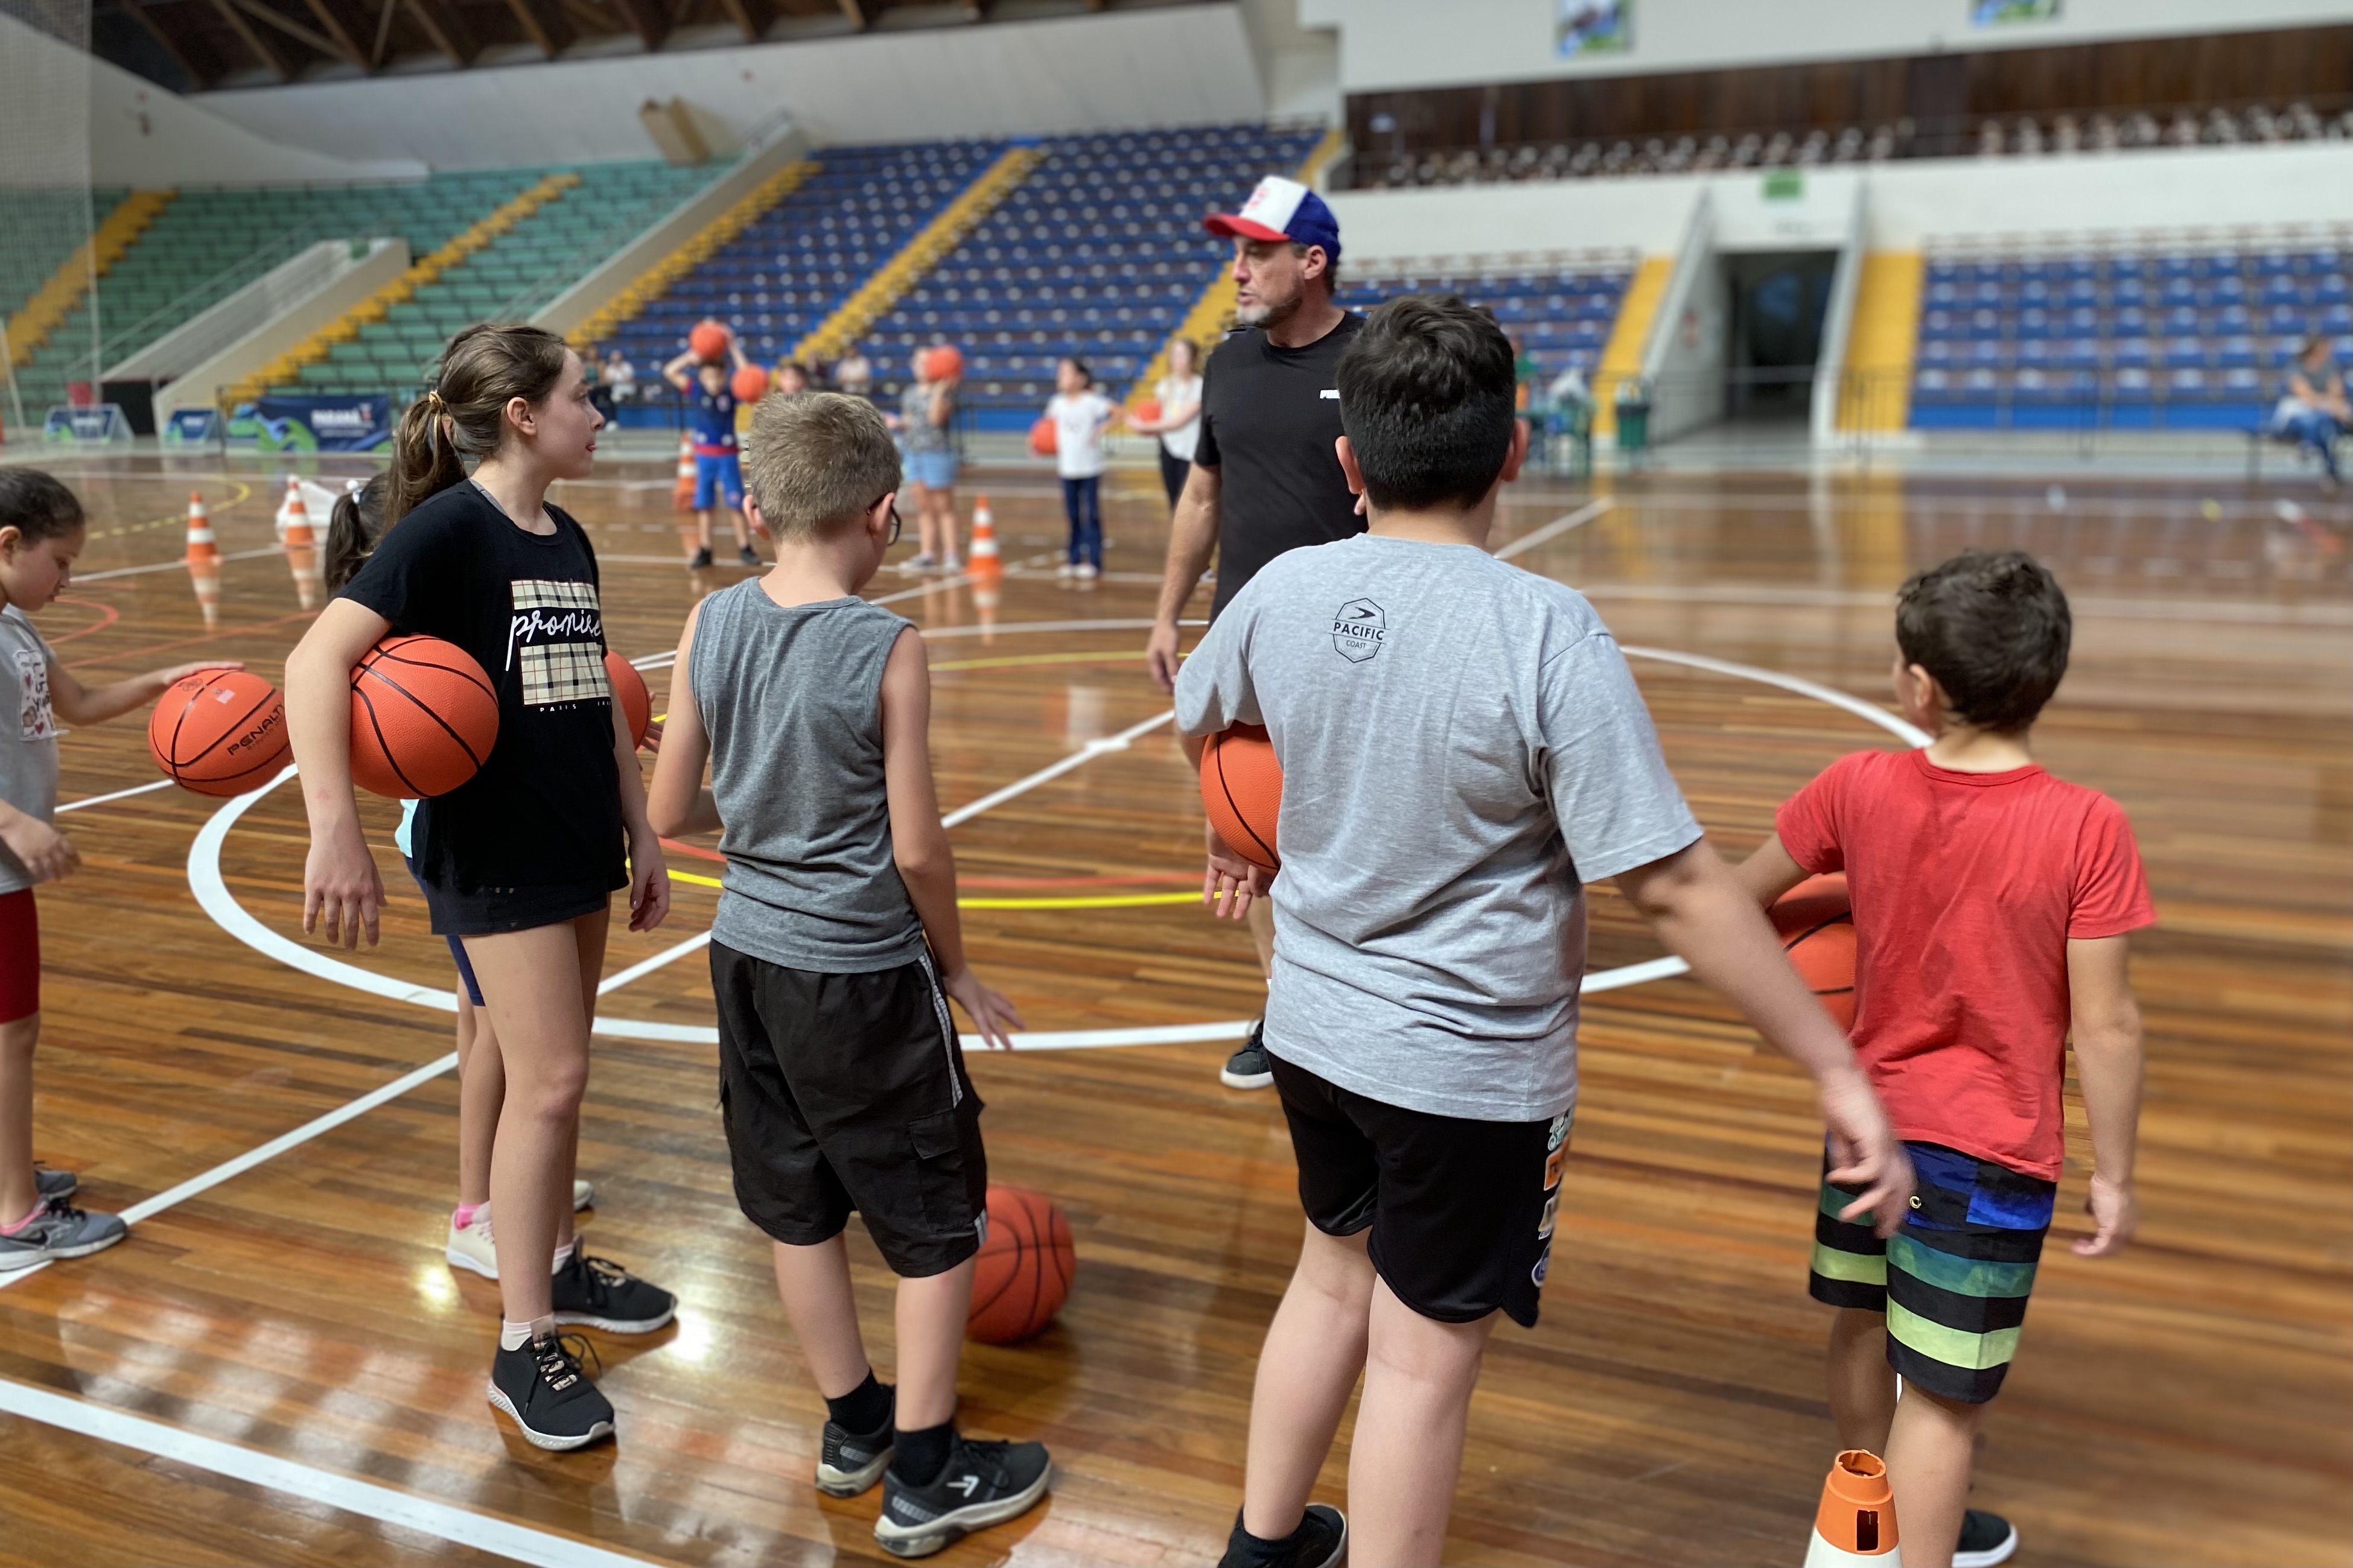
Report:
1219,1021,1274,1090
0,1199,127,1271
35,1166,76,1201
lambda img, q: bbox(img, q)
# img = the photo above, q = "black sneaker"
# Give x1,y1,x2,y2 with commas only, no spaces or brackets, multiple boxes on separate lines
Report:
737,545,760,567
550,1249,677,1333
487,1332,614,1450
1217,1503,1347,1568
817,1398,896,1497
874,1433,1052,1558
1953,1509,2019,1568
1219,1020,1274,1090
689,546,714,568
35,1166,75,1201
0,1199,126,1271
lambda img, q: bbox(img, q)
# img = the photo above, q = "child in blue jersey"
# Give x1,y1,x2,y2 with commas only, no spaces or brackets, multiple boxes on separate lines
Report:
666,327,760,568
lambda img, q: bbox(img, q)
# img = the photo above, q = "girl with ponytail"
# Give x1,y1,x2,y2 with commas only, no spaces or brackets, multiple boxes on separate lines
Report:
285,323,673,1452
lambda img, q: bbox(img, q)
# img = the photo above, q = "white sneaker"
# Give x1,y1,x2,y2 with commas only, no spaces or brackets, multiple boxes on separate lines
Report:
1075,562,1100,582
445,1180,593,1280
939,554,963,574
899,551,939,576
1056,562,1076,581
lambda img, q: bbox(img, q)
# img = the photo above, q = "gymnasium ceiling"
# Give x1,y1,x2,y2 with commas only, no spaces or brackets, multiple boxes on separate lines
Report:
89,0,1204,92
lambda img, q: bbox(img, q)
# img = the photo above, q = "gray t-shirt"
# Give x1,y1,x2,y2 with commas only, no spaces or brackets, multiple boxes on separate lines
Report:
0,606,60,896
900,382,952,454
690,580,928,973
1175,534,1701,1122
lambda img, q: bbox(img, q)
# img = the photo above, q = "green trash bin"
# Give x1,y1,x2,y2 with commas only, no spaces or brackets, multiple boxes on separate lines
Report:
1616,390,1651,455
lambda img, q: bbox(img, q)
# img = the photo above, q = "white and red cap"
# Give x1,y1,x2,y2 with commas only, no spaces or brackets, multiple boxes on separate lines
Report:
1204,175,1342,260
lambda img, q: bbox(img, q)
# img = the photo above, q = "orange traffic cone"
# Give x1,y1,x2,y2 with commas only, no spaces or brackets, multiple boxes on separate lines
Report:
273,474,301,538
282,484,320,610
1804,1450,1902,1567
673,434,696,513
185,491,218,565
968,494,1001,584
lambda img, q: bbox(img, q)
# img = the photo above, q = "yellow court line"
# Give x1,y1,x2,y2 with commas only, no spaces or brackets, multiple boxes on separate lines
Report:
931,649,1153,673
663,864,1202,911
107,479,252,539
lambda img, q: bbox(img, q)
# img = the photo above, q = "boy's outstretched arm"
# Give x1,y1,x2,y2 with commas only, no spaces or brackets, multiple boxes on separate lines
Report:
1731,832,1813,909
645,601,721,839
2066,935,2144,1257
879,628,1024,1050
47,657,243,727
1614,837,1914,1235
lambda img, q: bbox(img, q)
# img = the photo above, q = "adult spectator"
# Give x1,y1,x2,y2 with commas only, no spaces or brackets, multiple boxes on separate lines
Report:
1144,175,1364,1092
603,349,635,406
2275,335,2348,493
835,346,873,399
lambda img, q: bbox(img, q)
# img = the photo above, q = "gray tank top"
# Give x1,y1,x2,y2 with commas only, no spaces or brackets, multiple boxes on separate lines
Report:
692,580,926,972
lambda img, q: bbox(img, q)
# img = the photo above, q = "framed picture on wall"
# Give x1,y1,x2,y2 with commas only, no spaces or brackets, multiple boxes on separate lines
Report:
1556,0,1630,58
1971,0,2060,25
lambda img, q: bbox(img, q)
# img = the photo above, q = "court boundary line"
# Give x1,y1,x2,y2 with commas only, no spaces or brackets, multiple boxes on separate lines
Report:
0,1376,664,1568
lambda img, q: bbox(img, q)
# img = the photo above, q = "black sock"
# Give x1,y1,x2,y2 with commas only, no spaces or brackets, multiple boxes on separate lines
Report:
824,1371,893,1436
893,1420,955,1487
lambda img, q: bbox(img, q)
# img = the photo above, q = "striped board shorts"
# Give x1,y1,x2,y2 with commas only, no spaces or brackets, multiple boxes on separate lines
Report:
1810,1140,2057,1405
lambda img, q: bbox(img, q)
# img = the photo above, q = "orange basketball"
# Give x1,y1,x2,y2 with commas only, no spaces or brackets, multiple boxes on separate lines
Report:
730,364,769,402
1199,723,1281,874
348,636,500,798
1028,415,1057,457
1131,398,1162,424
605,650,651,749
689,320,730,361
967,1184,1075,1346
147,670,288,797
923,344,963,382
1771,872,1856,1030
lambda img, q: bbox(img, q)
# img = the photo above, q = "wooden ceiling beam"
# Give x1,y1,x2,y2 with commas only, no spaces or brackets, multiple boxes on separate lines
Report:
205,0,293,78
398,0,478,63
501,0,573,57
605,0,666,51
714,0,769,42
294,0,372,67
836,0,874,30
119,0,213,88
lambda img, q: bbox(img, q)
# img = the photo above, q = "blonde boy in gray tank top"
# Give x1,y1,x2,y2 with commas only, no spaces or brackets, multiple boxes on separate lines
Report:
646,393,1051,1559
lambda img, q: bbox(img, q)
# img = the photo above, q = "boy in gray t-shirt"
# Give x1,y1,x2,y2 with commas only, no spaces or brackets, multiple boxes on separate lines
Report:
1174,299,1914,1568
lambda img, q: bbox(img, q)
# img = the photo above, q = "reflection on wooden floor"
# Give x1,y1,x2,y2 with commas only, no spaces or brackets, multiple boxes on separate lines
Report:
0,453,2346,1566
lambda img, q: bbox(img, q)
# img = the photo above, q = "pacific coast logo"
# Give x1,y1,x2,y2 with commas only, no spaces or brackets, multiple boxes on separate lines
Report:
1331,597,1386,663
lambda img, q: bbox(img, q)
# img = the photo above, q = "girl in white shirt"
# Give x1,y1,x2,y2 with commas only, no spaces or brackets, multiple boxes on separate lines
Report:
1044,357,1115,580
1131,337,1203,510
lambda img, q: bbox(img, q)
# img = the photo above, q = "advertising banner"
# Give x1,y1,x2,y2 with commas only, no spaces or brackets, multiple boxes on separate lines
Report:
230,393,392,452
40,404,133,445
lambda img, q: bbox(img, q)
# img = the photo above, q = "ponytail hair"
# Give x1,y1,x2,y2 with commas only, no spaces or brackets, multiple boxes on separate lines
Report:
323,472,390,592
386,322,572,528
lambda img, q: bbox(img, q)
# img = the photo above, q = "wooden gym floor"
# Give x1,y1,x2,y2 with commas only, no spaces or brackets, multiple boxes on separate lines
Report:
0,451,2344,1567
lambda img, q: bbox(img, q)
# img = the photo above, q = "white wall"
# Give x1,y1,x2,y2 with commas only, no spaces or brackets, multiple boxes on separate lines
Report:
1301,0,2351,94
1326,143,2353,264
1241,0,1342,121
0,13,424,187
202,6,1269,172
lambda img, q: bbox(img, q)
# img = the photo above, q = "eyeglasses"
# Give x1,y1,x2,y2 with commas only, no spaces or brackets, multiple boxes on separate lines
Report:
874,495,903,546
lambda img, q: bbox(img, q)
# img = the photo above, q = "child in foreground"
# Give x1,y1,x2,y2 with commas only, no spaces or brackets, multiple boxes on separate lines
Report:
1173,295,1914,1568
647,391,1048,1560
0,469,240,1269
1737,548,2151,1568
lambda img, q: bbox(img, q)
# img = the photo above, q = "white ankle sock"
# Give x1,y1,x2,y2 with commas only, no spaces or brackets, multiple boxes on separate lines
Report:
499,1315,554,1350
549,1240,576,1274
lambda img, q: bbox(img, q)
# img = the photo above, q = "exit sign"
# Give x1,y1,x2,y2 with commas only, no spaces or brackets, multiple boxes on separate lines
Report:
1763,169,1804,201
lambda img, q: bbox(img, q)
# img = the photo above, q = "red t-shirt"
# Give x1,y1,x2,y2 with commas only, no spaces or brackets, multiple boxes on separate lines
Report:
1775,749,2155,1179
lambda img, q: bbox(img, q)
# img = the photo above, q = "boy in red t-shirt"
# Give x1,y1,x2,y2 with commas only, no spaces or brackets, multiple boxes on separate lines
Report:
1737,550,2152,1568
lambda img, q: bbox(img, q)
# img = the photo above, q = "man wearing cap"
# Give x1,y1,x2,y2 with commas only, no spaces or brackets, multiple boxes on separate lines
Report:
1147,174,1364,1093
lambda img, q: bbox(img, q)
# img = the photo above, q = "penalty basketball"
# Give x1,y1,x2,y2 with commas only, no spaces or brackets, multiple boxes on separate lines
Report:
1027,415,1057,456
923,344,963,381
689,320,730,361
147,670,288,797
967,1185,1075,1346
730,364,769,402
1200,723,1281,874
348,636,499,799
605,650,651,749
1771,873,1855,1030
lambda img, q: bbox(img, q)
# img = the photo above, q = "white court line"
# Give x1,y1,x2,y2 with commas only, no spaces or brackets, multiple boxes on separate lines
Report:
1495,496,1615,562
1623,647,1932,749
56,778,177,813
941,708,1174,829
0,1376,660,1567
73,544,285,582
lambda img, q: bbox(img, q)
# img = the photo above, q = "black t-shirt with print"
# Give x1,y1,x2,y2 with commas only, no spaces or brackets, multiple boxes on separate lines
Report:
1194,311,1366,618
339,482,624,895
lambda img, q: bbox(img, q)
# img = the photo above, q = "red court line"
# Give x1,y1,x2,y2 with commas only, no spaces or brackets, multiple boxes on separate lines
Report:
658,837,1194,889
40,597,121,646
66,609,320,670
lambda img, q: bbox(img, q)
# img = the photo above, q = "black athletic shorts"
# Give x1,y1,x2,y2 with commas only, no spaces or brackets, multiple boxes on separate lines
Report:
1270,1050,1567,1328
712,940,987,1278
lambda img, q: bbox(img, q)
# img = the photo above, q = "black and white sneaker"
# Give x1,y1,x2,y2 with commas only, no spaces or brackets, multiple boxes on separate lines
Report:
1219,1020,1274,1090
35,1166,76,1201
1953,1509,2019,1568
0,1199,126,1271
487,1332,614,1450
550,1250,677,1334
817,1403,896,1497
1216,1503,1347,1568
873,1433,1052,1558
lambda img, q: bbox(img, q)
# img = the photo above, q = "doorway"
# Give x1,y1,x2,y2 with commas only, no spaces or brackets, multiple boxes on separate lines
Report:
1722,250,1837,422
